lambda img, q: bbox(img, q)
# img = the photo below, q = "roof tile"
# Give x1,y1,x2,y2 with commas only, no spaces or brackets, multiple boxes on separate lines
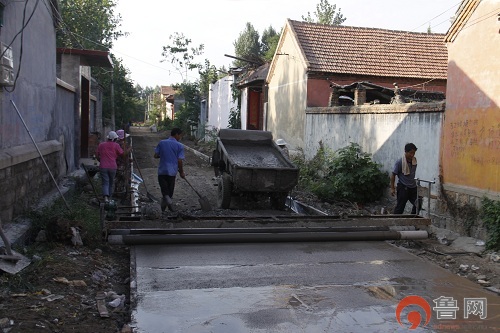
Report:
289,20,448,79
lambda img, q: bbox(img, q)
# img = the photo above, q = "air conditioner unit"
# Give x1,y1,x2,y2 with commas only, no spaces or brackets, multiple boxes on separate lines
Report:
0,42,14,86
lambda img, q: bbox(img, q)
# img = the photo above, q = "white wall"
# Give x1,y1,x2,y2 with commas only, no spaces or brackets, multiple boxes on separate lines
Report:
207,75,237,132
305,105,444,195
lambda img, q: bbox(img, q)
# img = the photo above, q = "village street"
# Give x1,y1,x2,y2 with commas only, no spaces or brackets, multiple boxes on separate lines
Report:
126,127,499,333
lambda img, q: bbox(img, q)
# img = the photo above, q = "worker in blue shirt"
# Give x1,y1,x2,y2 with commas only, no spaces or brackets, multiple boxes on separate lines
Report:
154,128,186,211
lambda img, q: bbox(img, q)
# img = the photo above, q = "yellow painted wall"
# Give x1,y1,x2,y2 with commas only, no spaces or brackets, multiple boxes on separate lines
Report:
441,108,499,191
442,0,500,193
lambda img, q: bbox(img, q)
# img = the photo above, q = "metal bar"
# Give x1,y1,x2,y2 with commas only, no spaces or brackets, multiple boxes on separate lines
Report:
10,100,70,211
107,226,392,235
115,230,430,245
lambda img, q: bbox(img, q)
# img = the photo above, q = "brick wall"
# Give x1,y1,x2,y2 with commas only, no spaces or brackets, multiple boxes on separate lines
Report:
0,141,63,222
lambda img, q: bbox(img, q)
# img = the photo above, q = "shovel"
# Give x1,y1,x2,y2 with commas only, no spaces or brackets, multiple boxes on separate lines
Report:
184,178,211,212
0,218,31,274
132,155,159,203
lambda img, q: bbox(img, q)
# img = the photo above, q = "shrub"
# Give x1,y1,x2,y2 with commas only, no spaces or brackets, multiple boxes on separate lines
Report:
293,142,388,204
480,197,500,250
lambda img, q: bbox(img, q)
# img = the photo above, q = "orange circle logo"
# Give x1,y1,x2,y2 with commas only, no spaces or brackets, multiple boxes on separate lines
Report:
396,295,431,329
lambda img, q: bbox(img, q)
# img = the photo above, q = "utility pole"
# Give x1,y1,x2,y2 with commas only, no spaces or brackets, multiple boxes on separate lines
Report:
111,71,115,129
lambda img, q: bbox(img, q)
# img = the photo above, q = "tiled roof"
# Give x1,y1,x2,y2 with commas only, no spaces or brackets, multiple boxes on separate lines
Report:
161,86,175,96
237,63,270,88
289,19,448,79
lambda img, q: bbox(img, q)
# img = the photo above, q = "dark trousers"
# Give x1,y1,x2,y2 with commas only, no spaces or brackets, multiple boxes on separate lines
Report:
158,175,176,198
394,183,418,214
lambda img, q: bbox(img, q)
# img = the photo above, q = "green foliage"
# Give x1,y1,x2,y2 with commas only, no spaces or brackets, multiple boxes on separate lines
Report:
228,82,241,129
302,0,346,25
228,107,241,129
57,1,143,127
56,0,125,49
233,23,281,65
27,191,102,247
161,32,204,82
172,81,201,136
198,59,221,98
261,26,280,61
233,22,262,67
94,55,144,127
480,197,500,250
292,142,388,203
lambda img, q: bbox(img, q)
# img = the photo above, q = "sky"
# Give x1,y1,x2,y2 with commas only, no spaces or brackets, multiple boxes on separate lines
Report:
111,0,462,88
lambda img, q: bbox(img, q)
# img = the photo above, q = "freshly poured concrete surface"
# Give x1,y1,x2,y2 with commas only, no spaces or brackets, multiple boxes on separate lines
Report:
131,241,499,332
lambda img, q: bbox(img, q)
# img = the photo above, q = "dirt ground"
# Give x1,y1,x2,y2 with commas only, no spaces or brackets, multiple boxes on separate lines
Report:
0,127,498,333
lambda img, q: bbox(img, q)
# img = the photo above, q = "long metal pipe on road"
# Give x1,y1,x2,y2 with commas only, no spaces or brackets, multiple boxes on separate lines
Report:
109,230,428,245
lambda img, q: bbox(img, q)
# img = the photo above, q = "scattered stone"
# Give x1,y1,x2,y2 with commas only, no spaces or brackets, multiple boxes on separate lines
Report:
0,318,11,329
121,324,133,333
42,294,64,302
437,237,449,245
32,254,42,262
53,277,87,287
108,298,121,307
450,237,485,254
488,253,500,263
466,273,477,281
485,286,500,295
94,248,103,256
71,227,83,246
476,275,487,281
459,264,469,272
35,230,47,242
477,280,491,286
471,265,480,271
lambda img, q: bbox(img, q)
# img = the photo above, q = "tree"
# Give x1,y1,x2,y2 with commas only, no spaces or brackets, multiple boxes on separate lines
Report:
56,0,141,129
94,55,144,127
172,82,201,136
56,0,125,50
261,26,280,61
161,32,204,82
233,22,262,67
198,60,220,99
302,0,346,25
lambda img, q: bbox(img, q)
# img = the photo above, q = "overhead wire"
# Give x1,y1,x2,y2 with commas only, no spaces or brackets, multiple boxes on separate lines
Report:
42,0,200,83
4,0,41,93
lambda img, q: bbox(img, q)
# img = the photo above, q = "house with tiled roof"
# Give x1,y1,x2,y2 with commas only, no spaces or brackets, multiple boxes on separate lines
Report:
266,19,448,154
160,86,176,119
237,63,270,130
437,0,499,237
264,19,453,212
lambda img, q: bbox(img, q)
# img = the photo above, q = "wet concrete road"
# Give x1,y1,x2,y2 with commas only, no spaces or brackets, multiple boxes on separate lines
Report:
130,241,499,332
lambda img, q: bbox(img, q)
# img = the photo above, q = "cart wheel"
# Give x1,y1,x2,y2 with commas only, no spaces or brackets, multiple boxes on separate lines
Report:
217,173,232,209
270,192,288,210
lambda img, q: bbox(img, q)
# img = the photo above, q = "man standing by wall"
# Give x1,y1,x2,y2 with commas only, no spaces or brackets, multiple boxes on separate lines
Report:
154,128,186,211
390,143,418,214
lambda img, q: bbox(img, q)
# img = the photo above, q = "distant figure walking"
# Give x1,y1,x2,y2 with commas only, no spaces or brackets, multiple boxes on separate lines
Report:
96,131,124,202
154,128,186,211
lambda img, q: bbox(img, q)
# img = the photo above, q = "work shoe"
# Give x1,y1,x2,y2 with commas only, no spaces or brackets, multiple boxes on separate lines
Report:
161,196,167,211
165,195,174,212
